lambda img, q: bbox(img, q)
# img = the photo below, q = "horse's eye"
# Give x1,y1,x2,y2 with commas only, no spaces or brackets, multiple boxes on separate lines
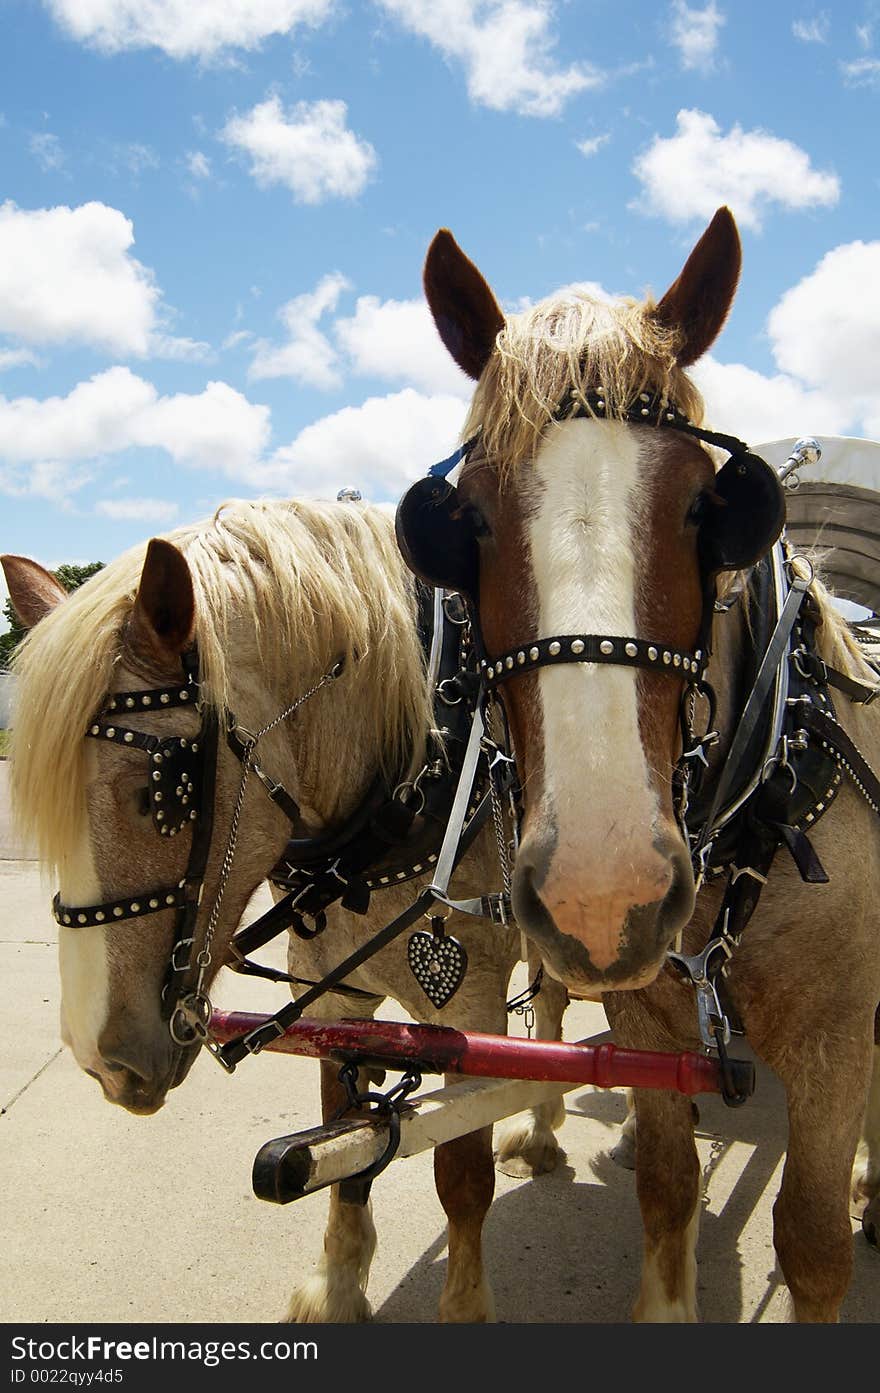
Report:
136,787,151,818
687,492,710,526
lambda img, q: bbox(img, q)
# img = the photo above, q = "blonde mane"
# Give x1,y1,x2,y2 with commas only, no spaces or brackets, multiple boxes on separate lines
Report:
465,287,705,477
11,499,432,873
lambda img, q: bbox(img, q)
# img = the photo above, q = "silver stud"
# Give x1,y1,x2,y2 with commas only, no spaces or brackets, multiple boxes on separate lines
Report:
166,895,176,905
530,646,539,661
153,753,162,764
169,828,177,837
157,811,164,821
640,392,650,402
486,665,495,680
517,651,526,664
191,743,198,754
549,641,561,656
154,792,162,803
152,771,161,782
77,914,87,925
648,647,658,661
105,727,116,739
94,911,105,923
175,786,183,797
625,642,638,658
113,906,123,917
663,651,672,664
125,697,135,709
505,656,514,670
596,399,605,411
63,915,71,925
180,690,189,700
189,810,197,820
91,725,100,735
182,796,189,806
142,695,151,707
124,731,134,743
600,640,614,655
180,738,188,748
673,654,681,667
130,902,140,913
572,639,585,654
641,407,649,416
160,693,170,704
695,650,702,661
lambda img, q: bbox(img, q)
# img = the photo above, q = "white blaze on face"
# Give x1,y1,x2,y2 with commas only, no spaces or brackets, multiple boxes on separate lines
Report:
525,419,670,967
57,818,109,1072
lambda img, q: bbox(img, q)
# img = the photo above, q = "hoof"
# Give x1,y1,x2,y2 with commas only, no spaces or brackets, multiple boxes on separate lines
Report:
610,1129,637,1171
286,1275,372,1324
494,1133,561,1179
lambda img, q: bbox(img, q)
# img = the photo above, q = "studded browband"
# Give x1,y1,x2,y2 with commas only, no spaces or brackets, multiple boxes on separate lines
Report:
481,634,706,687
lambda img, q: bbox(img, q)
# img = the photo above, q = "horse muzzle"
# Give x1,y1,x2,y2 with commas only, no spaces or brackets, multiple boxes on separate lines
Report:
511,831,695,992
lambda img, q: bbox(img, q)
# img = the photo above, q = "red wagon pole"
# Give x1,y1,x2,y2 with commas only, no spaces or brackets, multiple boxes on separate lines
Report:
210,1009,753,1098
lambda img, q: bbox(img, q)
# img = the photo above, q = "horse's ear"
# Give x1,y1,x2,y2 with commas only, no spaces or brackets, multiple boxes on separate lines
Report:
653,207,742,366
424,229,505,380
127,539,195,666
0,555,68,629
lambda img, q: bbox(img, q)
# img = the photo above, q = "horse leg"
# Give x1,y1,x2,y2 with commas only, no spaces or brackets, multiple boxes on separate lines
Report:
286,1057,378,1323
852,1026,880,1247
630,1087,701,1322
770,1022,875,1322
605,989,701,1321
609,1089,637,1170
435,1111,497,1322
495,955,569,1177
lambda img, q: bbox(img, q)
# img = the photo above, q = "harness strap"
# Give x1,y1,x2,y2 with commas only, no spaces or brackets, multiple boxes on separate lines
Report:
692,564,812,860
798,704,880,816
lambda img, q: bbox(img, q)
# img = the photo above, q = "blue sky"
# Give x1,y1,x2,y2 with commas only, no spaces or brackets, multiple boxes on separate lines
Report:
1,0,879,611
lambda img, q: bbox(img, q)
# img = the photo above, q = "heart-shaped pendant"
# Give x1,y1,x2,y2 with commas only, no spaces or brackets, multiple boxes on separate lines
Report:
407,927,468,1009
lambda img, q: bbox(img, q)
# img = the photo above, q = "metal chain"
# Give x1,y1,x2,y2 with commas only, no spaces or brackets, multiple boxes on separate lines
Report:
483,696,513,902
194,661,343,993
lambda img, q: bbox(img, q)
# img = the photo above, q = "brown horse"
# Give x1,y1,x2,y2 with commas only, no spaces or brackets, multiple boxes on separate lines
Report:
402,206,880,1320
3,502,566,1322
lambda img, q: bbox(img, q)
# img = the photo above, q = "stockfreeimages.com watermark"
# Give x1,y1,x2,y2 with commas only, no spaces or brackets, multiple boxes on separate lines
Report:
10,1335,316,1375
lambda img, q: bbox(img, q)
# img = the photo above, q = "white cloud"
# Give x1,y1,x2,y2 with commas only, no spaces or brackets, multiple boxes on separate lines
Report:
376,0,601,117
792,14,830,43
633,109,840,230
0,368,271,493
0,347,40,371
254,389,467,498
0,201,207,359
95,497,179,523
768,241,880,404
841,56,880,86
693,239,880,443
44,0,335,61
692,356,850,444
221,97,377,203
335,296,473,395
856,22,872,49
669,2,725,72
249,273,349,387
576,134,609,158
29,131,65,171
186,150,211,180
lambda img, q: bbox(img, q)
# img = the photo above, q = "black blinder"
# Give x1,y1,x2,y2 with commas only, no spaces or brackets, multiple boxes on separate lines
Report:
150,735,202,835
395,477,484,595
699,450,786,574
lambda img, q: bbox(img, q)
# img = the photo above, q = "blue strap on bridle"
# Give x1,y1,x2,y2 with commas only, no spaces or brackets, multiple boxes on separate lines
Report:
428,434,480,478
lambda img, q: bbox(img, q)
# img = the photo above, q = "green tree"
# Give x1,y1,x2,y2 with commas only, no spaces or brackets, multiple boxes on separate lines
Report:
0,561,104,669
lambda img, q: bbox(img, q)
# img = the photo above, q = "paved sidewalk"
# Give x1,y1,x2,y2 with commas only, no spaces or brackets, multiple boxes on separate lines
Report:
2,852,877,1324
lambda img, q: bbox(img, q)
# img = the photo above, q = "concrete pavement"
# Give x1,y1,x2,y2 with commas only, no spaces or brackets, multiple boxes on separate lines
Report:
1,767,877,1323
